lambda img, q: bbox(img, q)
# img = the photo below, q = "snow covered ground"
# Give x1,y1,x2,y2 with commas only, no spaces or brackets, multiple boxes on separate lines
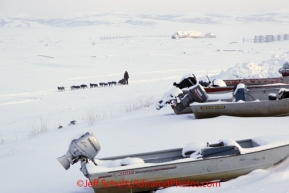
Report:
1,2,289,193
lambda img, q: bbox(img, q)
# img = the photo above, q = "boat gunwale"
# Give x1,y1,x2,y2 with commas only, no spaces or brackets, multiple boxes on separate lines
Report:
190,97,289,107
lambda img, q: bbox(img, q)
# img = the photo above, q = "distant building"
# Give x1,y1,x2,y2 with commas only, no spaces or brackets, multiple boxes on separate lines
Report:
171,31,216,39
171,31,202,39
205,33,216,38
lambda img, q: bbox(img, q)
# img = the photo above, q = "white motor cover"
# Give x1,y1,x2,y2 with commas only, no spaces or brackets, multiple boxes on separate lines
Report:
209,79,227,87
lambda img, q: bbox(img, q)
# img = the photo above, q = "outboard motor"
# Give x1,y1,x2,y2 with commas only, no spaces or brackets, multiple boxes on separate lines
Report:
57,132,101,170
174,84,208,112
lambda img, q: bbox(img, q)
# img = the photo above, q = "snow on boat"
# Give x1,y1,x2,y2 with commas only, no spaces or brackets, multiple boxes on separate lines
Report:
57,132,289,193
191,85,289,119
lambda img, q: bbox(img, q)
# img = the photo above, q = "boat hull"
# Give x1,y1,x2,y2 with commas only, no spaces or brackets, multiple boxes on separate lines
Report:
88,145,289,193
191,98,289,119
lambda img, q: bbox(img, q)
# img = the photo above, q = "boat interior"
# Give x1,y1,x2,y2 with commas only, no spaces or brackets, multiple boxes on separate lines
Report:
99,139,260,165
183,84,289,102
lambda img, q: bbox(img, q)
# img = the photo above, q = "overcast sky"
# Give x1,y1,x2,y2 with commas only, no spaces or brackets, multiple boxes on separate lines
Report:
0,0,288,18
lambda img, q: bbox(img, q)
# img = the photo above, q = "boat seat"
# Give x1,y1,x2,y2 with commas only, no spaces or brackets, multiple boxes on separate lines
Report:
202,146,240,158
277,88,289,100
182,142,207,157
268,93,277,100
120,157,145,166
269,89,289,100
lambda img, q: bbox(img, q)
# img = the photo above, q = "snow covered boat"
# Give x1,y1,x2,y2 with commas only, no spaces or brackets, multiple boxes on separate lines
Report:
156,74,289,114
172,84,289,115
191,86,289,119
57,132,289,193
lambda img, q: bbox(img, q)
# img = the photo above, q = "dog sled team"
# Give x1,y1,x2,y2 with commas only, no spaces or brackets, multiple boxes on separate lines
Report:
57,71,129,91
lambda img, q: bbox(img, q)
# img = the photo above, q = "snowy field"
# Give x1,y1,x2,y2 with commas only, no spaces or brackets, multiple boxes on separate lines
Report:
1,2,289,193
